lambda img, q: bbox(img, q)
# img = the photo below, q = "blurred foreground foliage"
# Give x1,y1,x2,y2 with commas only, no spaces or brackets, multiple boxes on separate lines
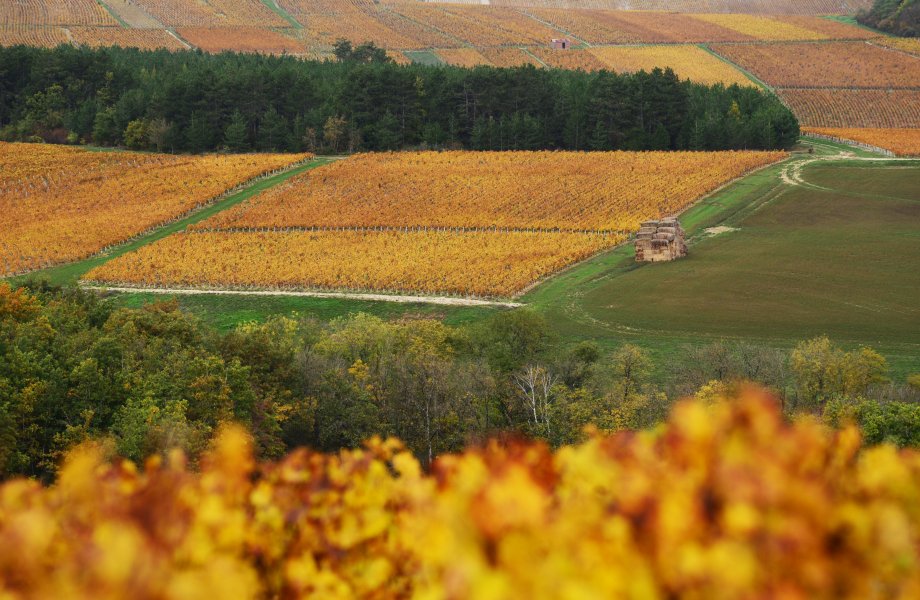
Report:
1,387,920,599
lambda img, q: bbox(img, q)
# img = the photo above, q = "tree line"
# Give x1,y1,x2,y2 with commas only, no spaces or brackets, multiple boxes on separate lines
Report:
858,0,919,37
0,44,799,154
2,282,917,481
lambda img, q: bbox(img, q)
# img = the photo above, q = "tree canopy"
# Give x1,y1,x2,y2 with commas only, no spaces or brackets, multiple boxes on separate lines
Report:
0,44,799,153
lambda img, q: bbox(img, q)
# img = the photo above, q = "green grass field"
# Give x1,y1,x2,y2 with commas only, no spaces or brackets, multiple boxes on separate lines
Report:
7,140,920,378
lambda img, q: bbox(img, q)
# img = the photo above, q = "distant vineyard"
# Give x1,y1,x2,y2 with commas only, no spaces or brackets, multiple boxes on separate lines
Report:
0,0,117,26
779,89,920,128
772,15,877,39
803,127,920,156
176,27,305,54
69,27,187,50
711,41,920,89
84,230,621,297
528,46,608,71
128,0,288,27
589,45,755,87
480,46,541,66
0,143,310,276
691,14,827,40
435,47,491,67
196,151,786,233
0,25,70,48
482,0,873,14
871,36,920,58
389,4,546,47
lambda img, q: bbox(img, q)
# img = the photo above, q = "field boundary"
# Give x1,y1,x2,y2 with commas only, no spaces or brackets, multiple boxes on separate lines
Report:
80,285,524,308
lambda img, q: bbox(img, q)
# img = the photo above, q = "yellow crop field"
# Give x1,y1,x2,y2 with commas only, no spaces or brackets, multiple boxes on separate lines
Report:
872,36,920,57
528,46,609,71
84,230,620,297
0,25,70,48
0,0,117,26
480,46,541,67
69,27,188,50
692,14,827,41
803,127,920,156
4,392,920,598
435,47,491,67
197,151,785,234
773,15,877,39
0,143,311,276
177,27,305,54
589,44,755,87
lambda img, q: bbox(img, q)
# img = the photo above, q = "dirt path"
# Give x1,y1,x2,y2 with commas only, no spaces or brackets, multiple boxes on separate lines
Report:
81,285,524,308
779,151,918,188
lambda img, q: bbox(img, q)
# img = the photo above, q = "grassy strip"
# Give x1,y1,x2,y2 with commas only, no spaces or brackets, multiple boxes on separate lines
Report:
95,0,130,28
109,291,499,331
7,158,333,288
404,51,443,66
261,0,303,29
698,44,772,92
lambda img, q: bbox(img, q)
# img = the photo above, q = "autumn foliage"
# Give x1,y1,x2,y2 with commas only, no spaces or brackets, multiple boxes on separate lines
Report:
198,151,785,233
0,143,311,276
803,127,920,157
1,388,919,598
84,230,621,297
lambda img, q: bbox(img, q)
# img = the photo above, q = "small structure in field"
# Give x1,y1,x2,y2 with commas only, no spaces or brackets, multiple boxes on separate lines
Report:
550,38,572,49
634,217,687,262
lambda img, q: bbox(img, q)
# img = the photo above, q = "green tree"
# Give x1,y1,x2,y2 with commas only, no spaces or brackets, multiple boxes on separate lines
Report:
123,119,148,149
223,110,250,152
92,107,121,145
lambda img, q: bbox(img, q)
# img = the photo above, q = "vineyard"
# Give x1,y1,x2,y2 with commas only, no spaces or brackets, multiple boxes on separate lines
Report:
69,27,186,50
176,27,305,54
527,46,609,71
435,47,490,67
0,25,70,48
484,0,873,13
0,0,117,26
872,36,920,58
589,45,755,87
710,41,920,89
779,89,920,128
83,230,621,297
195,151,785,233
125,0,288,28
691,14,827,40
79,151,784,298
0,143,310,276
2,390,919,598
803,127,920,156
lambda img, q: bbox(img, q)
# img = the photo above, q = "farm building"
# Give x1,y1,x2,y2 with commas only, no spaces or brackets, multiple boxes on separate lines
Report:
550,38,572,49
635,217,687,262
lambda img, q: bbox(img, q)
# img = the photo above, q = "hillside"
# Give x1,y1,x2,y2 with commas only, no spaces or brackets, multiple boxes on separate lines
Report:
3,0,918,154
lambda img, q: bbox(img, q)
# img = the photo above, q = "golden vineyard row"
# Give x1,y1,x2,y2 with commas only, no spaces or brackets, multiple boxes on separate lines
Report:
803,127,920,156
199,150,786,233
0,143,311,276
84,230,623,298
1,389,918,598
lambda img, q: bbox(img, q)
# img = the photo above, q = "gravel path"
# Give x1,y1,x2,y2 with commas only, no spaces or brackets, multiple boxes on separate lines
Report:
80,285,524,308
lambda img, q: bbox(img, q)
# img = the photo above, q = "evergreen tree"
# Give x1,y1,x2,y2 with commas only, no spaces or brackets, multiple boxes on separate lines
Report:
258,107,290,152
223,110,249,152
